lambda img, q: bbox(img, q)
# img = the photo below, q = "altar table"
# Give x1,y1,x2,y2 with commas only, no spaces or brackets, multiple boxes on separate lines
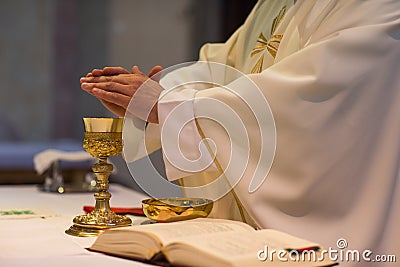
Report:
0,184,154,267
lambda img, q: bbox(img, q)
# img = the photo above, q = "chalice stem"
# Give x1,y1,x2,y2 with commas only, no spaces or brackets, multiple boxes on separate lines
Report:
93,158,112,213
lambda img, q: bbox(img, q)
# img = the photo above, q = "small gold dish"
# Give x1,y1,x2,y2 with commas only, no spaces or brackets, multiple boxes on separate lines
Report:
142,198,213,223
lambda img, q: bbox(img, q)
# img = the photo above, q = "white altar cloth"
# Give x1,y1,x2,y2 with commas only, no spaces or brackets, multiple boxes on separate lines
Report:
0,184,153,267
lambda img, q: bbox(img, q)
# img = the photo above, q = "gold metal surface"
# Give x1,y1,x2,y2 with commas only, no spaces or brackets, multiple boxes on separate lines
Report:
142,198,213,223
83,117,123,133
65,117,132,237
83,132,123,158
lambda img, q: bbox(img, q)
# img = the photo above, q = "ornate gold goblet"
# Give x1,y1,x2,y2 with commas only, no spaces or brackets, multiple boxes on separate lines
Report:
65,118,132,237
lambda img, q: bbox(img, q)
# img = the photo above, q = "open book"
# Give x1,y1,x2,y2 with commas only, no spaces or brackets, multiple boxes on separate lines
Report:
89,218,337,267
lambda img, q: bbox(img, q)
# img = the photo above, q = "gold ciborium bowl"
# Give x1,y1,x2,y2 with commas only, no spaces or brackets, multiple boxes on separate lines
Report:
142,198,214,223
65,118,131,237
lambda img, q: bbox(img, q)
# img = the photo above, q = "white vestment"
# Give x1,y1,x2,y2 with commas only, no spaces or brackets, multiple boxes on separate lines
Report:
129,0,400,265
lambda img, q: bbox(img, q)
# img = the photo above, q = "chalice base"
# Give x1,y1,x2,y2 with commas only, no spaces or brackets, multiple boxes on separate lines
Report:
65,209,132,237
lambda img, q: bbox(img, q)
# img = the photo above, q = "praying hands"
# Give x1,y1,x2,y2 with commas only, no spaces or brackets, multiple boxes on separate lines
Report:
80,65,163,123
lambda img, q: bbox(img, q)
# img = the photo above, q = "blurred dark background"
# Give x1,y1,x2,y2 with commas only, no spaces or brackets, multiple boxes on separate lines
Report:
0,0,256,190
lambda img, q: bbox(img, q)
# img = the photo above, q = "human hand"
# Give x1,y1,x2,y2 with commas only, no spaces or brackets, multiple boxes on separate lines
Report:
84,65,162,78
85,66,130,78
81,65,163,123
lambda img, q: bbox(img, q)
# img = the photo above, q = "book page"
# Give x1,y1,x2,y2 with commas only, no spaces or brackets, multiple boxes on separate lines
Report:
89,218,254,261
165,230,276,265
129,218,255,245
164,229,335,267
254,229,320,250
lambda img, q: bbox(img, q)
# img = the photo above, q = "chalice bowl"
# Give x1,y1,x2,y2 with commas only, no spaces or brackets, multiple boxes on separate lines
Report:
65,118,132,237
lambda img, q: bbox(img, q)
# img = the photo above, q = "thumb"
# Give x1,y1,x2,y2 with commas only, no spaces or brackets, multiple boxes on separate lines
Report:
131,65,144,75
148,65,163,82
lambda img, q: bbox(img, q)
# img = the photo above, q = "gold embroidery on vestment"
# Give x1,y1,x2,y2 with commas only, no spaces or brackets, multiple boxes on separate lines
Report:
250,5,286,73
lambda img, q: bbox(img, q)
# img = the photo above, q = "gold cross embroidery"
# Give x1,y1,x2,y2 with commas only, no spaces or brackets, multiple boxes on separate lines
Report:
250,5,286,73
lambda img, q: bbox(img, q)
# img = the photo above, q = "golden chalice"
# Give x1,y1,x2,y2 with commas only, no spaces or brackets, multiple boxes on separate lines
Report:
65,118,132,237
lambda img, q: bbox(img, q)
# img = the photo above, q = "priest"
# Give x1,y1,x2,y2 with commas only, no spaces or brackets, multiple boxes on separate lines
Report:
81,0,400,266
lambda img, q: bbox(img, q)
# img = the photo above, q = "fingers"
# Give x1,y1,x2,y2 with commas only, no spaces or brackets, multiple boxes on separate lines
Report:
92,88,131,109
85,66,130,77
80,65,149,85
81,81,134,96
79,74,143,85
81,75,120,84
131,65,144,75
148,65,163,82
102,67,130,76
91,69,104,77
85,65,160,78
